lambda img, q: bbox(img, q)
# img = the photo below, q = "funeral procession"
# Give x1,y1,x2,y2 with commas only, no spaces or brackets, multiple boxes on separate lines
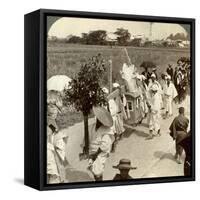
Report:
46,17,192,184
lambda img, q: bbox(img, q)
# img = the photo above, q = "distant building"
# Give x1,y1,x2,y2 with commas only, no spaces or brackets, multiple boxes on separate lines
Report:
106,32,118,47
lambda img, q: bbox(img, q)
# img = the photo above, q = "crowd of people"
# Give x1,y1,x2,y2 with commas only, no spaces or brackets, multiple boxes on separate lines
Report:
46,56,191,183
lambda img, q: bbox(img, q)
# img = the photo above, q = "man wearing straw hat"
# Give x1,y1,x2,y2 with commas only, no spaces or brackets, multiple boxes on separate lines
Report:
113,159,137,180
87,106,114,181
147,84,161,139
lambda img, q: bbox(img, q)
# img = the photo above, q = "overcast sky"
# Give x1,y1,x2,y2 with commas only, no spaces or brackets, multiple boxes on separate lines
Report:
48,17,187,40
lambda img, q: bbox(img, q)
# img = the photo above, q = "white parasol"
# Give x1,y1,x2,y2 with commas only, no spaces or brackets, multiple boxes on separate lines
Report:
47,75,71,92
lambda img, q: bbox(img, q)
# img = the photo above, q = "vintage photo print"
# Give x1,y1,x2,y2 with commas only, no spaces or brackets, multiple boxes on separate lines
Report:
46,15,192,184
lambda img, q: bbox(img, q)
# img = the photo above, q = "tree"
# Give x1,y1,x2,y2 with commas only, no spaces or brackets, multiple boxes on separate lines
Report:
87,30,107,45
82,33,89,44
167,33,188,40
67,35,82,43
114,28,131,45
63,56,107,155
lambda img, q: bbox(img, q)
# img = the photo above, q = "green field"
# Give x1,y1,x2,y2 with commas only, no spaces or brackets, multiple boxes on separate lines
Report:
47,42,190,82
47,42,190,130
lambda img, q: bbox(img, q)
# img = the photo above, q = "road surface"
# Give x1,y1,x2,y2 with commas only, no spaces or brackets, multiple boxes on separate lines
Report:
58,98,190,182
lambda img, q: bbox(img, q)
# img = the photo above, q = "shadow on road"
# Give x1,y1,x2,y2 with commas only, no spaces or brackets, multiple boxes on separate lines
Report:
123,128,149,138
65,168,94,182
154,151,175,161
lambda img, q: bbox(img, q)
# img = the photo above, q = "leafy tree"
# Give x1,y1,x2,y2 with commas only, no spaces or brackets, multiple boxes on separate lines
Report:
63,55,107,155
67,35,82,43
114,28,131,45
87,30,107,45
167,33,188,40
82,33,89,44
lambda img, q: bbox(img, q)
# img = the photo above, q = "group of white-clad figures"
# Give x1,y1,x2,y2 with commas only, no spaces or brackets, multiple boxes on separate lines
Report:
46,61,187,183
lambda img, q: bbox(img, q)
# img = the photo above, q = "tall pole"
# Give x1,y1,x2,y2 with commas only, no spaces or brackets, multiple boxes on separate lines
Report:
149,22,153,41
108,59,112,93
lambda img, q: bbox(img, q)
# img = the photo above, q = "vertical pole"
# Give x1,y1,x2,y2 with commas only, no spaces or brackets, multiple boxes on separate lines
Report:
83,114,89,155
108,59,112,93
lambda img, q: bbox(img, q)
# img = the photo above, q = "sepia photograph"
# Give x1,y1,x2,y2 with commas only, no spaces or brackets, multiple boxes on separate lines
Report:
46,15,193,185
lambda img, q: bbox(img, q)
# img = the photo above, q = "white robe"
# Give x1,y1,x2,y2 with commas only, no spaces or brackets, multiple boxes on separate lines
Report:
148,92,161,133
88,123,114,177
163,82,178,115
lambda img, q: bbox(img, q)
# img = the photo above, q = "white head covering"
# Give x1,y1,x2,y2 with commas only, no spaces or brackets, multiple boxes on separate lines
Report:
151,84,159,91
137,74,146,81
102,87,109,94
166,75,171,80
113,83,120,88
151,73,156,78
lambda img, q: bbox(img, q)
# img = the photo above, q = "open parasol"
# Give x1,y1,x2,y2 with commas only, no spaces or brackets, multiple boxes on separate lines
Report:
47,75,71,92
140,61,156,69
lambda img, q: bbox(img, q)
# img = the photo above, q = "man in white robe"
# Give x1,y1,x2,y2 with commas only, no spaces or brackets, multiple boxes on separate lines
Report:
87,106,114,181
163,75,178,117
147,84,161,139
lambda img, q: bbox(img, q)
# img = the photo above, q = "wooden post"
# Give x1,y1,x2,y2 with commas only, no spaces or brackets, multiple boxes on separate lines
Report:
108,59,112,93
83,114,89,155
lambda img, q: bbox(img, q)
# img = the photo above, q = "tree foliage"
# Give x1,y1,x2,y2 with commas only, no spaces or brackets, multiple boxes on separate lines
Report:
167,33,188,40
114,28,131,45
63,54,107,116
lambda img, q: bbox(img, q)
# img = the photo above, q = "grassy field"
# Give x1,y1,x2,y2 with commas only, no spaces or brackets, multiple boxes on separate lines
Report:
47,42,190,130
47,42,190,82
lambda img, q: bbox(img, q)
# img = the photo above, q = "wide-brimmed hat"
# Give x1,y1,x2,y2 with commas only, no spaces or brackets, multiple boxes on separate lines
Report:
93,106,113,127
113,159,137,170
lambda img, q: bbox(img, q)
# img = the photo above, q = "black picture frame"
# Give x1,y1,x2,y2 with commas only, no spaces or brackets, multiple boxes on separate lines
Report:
24,9,195,191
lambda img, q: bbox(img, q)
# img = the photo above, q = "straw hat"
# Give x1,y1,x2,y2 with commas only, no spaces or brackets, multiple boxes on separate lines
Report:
93,106,113,127
113,159,137,170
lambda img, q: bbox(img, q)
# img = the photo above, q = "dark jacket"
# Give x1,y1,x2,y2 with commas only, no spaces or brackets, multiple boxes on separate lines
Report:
113,174,133,180
169,114,189,140
166,67,174,80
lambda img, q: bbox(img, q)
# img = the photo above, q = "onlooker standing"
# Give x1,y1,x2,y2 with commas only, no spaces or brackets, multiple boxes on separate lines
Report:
166,64,174,81
169,107,189,164
142,67,151,85
113,159,137,180
163,75,178,117
152,67,158,80
146,84,161,139
178,131,191,176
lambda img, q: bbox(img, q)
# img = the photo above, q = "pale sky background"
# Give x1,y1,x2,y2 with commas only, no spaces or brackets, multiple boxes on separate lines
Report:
48,17,188,40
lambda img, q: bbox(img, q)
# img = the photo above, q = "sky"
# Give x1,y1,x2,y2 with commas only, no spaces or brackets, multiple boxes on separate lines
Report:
48,17,188,40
